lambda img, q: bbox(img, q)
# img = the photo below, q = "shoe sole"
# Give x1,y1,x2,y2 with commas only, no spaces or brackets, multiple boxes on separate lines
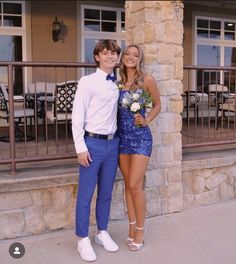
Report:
94,236,119,252
77,247,97,262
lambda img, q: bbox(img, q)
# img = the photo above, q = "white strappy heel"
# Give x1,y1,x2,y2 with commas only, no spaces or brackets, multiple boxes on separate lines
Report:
126,221,136,246
129,226,146,251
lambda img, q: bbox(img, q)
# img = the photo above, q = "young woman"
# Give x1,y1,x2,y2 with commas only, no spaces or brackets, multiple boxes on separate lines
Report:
117,44,161,251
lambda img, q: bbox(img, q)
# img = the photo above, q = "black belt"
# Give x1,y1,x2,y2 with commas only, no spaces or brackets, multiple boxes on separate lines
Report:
85,131,116,140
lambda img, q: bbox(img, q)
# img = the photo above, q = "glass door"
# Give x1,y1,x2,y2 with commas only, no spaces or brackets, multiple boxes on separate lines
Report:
0,1,25,95
0,35,22,94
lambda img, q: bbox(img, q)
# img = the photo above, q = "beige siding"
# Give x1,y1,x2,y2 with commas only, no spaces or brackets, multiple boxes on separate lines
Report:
30,1,77,82
30,1,124,83
31,1,77,62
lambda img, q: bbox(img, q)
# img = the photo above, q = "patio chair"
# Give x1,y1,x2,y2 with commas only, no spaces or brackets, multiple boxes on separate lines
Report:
208,84,236,128
208,84,229,106
217,94,236,127
0,84,35,141
183,91,200,121
27,82,55,118
45,80,78,137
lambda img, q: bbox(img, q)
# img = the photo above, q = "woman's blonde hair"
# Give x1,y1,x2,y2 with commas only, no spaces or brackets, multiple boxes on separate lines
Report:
119,44,145,90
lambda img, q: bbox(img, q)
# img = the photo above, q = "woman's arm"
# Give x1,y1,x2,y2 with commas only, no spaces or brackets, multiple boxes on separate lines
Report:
144,74,161,125
134,74,161,127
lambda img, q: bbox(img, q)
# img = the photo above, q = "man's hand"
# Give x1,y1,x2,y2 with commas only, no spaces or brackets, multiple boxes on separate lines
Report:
77,151,92,167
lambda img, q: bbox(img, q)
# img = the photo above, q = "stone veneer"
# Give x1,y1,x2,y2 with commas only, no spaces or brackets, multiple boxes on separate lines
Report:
1,152,236,239
125,0,184,214
183,156,236,209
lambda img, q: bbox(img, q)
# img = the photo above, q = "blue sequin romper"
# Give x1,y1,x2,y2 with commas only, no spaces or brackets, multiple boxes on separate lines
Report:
117,89,152,157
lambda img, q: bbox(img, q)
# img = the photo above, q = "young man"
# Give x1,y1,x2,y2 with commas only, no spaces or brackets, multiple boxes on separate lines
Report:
72,39,121,262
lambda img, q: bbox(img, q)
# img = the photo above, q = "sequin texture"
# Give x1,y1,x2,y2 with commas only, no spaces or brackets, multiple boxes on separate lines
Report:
117,89,152,157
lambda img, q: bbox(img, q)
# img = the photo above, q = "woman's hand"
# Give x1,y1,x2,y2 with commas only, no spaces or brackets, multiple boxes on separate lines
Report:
134,113,149,127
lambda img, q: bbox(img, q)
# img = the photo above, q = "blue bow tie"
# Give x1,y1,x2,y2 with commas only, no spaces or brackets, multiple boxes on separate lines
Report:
106,74,116,82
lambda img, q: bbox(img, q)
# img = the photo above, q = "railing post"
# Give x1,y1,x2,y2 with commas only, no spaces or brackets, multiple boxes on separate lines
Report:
8,64,16,174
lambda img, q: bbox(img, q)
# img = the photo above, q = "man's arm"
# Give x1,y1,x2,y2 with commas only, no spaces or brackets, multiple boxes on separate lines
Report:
72,77,92,166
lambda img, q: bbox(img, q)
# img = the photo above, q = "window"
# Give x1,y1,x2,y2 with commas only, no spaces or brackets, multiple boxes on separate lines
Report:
81,5,125,75
197,19,221,39
0,1,25,95
195,16,236,92
0,1,23,27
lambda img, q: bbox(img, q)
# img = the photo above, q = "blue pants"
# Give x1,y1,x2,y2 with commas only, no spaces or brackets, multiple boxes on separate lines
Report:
75,136,119,237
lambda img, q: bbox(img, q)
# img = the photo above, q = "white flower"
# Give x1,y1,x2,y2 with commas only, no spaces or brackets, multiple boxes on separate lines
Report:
122,98,130,106
145,102,153,109
130,102,141,112
133,93,140,100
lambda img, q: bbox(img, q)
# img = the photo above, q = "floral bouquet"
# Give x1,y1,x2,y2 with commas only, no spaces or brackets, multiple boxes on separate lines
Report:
121,88,153,127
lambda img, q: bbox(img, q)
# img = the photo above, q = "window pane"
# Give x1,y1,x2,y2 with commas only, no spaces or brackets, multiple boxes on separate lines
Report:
121,40,126,50
197,19,208,28
121,22,125,32
224,47,236,66
197,45,220,66
102,22,116,32
210,20,220,30
197,29,208,38
210,30,220,39
3,3,22,14
224,22,235,31
224,32,235,40
84,20,100,31
121,12,125,22
0,35,22,94
84,9,100,20
102,10,116,21
196,70,220,93
84,38,99,75
224,48,236,91
3,16,22,27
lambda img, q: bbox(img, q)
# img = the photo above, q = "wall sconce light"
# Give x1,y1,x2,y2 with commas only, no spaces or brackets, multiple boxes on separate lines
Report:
52,16,62,42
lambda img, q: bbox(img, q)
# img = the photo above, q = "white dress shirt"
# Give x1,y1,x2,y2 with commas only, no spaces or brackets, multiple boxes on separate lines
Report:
72,68,119,154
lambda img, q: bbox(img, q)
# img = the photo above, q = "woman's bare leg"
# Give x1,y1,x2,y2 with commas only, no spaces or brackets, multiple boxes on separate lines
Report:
129,154,149,244
119,154,136,239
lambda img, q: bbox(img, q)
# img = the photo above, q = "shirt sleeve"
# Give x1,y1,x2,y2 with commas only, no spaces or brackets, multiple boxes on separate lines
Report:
72,77,90,154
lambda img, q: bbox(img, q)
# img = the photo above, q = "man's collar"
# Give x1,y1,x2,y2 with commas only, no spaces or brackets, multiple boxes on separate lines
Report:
96,68,114,77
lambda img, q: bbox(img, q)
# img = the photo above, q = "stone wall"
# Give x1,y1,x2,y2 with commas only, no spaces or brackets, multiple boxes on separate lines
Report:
183,157,236,209
0,183,77,239
0,172,162,239
1,153,236,239
125,1,184,214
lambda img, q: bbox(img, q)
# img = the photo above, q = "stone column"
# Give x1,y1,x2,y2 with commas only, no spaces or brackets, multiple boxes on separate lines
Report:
125,1,184,214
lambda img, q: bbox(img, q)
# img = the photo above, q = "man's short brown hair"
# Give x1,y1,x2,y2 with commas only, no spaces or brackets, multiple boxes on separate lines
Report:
93,39,121,66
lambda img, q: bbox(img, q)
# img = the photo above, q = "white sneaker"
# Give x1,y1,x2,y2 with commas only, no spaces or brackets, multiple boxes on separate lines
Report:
95,231,119,252
77,237,97,262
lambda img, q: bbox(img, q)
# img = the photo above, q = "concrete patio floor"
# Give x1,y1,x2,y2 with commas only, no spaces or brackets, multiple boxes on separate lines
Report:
0,199,236,264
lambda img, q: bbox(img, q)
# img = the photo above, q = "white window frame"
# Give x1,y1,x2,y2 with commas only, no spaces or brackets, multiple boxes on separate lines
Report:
0,1,26,59
0,1,27,91
80,5,125,64
193,15,236,90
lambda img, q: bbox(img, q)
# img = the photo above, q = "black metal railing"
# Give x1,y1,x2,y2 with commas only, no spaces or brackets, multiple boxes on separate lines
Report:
0,61,97,174
183,65,236,149
2,62,236,173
